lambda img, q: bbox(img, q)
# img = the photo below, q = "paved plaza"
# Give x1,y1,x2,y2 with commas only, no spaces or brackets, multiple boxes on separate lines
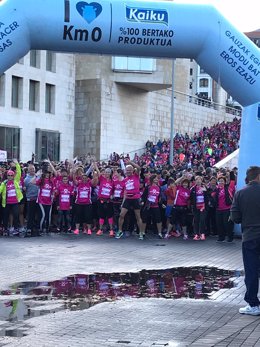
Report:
0,233,259,347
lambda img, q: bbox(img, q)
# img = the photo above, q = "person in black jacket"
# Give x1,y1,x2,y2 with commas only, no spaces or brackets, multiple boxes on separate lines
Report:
214,172,235,242
230,166,260,316
190,176,208,240
206,176,217,236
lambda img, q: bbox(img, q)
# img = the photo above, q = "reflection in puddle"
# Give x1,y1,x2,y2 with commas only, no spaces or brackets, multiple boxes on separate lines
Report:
0,266,242,335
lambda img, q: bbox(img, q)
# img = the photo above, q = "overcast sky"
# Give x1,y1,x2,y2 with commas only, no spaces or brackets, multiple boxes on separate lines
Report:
174,0,259,32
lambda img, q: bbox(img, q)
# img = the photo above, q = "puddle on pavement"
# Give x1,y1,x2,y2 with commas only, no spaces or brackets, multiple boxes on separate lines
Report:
0,266,242,336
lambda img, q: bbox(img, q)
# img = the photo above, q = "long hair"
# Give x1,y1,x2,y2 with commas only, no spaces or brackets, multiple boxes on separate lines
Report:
39,172,52,188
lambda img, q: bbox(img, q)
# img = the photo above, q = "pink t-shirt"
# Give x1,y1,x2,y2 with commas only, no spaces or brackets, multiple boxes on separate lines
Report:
174,186,190,206
98,176,113,199
57,183,74,210
37,179,54,205
113,179,125,200
124,173,140,199
6,181,19,204
147,185,160,208
75,180,92,204
217,187,230,211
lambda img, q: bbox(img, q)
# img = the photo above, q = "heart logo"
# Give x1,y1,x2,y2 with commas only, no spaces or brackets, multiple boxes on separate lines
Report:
76,2,102,24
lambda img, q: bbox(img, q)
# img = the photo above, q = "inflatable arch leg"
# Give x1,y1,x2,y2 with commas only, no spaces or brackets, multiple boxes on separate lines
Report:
238,103,260,187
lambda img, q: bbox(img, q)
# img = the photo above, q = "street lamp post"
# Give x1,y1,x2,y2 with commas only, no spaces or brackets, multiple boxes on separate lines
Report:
169,59,175,165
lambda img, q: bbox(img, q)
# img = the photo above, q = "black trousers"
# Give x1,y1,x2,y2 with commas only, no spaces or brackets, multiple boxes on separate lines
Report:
193,208,207,235
3,204,19,230
216,209,234,241
26,200,39,233
242,238,260,307
206,207,217,235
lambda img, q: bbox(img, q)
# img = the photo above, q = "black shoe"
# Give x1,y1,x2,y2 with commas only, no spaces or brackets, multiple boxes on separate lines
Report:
216,238,225,243
226,239,234,243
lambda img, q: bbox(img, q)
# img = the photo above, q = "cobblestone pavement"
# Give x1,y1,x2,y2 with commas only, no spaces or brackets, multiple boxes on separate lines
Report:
0,233,259,347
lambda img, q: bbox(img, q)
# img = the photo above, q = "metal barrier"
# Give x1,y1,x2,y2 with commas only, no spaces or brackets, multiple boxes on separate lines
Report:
173,90,242,117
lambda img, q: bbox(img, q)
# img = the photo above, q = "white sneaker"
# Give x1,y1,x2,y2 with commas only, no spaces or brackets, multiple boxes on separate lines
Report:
239,305,260,316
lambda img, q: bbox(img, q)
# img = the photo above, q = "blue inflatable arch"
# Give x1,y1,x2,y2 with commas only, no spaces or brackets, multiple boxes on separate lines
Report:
1,0,260,186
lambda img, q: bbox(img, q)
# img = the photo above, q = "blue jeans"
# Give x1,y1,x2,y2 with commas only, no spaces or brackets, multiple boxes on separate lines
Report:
242,238,260,307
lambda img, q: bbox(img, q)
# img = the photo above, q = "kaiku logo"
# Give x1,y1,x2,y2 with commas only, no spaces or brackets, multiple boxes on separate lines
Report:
126,6,168,26
76,2,102,24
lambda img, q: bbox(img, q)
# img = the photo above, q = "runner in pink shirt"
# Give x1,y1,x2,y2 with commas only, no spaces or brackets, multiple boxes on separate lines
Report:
36,171,55,234
94,163,115,237
214,173,235,242
55,175,74,233
0,159,22,235
117,160,145,240
190,176,208,241
112,168,125,232
141,174,163,239
165,176,190,239
73,169,98,235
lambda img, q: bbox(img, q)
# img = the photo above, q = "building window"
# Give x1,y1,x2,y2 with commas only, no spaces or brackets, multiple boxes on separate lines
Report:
45,83,55,114
11,76,23,109
199,66,206,74
35,129,60,161
190,68,193,76
199,78,209,88
30,50,40,68
29,80,40,111
0,74,5,106
112,56,156,72
46,51,56,72
0,126,20,160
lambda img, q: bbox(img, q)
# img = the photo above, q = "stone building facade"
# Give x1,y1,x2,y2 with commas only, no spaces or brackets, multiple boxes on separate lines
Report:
74,55,236,160
0,51,75,162
0,51,238,162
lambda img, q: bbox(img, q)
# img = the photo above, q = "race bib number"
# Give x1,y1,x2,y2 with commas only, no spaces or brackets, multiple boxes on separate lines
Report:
126,181,134,190
79,191,88,199
61,194,70,202
7,189,16,197
196,195,204,203
114,189,121,198
101,187,111,196
148,195,156,203
42,189,51,197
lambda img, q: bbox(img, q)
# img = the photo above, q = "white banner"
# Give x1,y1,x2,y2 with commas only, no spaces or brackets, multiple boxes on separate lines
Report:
0,150,7,162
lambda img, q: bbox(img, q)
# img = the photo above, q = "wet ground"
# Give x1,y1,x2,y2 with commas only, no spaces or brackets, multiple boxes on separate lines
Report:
0,265,242,338
0,235,258,347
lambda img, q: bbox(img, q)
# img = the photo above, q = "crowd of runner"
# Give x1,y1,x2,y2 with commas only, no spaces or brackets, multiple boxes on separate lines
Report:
0,118,240,242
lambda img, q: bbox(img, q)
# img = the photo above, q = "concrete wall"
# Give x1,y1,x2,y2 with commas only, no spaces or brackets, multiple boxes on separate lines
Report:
74,79,102,159
75,55,232,160
99,81,235,159
75,75,236,160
